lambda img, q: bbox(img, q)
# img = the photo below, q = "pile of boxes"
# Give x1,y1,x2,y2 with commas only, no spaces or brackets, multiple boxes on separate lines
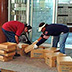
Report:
0,42,72,72
57,56,72,72
30,47,72,72
0,42,16,62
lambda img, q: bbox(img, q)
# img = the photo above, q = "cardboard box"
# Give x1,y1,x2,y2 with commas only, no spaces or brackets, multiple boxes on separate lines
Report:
31,48,44,58
57,56,72,72
0,47,16,52
0,55,13,62
0,51,15,57
1,69,16,72
16,43,29,56
43,47,60,53
17,47,25,56
22,43,29,50
0,42,17,49
45,52,66,67
24,41,38,53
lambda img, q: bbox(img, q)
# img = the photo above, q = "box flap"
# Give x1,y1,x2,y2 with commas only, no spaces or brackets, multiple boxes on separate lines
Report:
57,56,72,65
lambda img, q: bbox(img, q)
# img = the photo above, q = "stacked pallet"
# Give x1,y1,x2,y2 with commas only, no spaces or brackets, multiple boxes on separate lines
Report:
0,42,16,62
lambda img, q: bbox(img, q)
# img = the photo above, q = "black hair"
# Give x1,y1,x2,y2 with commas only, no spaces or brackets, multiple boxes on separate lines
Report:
27,25,32,30
39,22,45,27
39,22,48,27
25,24,32,30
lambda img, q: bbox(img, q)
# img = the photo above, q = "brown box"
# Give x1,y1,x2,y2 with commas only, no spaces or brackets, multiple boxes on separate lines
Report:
0,51,16,57
0,55,13,62
0,42,17,49
43,47,60,53
24,41,38,53
57,56,72,72
17,43,29,56
1,47,16,52
31,48,44,58
17,47,25,56
1,69,16,72
45,52,66,67
22,43,29,50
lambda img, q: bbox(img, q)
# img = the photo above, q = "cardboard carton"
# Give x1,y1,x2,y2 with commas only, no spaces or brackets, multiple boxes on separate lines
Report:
43,47,60,53
57,56,72,65
31,48,44,58
17,43,29,56
0,55,13,62
57,56,72,72
1,69,16,72
0,42,16,49
45,52,66,67
0,51,15,57
24,41,38,53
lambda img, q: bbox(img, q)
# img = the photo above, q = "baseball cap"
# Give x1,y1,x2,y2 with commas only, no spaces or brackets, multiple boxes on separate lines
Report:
38,22,46,32
25,24,32,32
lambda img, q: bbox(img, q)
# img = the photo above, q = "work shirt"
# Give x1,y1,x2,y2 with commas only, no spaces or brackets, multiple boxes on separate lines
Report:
2,21,25,36
42,24,69,36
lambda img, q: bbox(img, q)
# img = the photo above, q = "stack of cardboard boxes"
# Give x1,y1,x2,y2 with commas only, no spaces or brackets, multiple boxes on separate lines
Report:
0,42,72,72
0,42,16,61
57,56,72,72
44,52,66,67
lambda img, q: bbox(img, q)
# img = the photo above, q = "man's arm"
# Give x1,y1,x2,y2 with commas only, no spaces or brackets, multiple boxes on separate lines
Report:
15,35,19,44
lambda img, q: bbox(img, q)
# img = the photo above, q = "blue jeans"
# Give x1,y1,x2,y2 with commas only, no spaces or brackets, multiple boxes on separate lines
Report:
52,32,69,54
2,28,16,43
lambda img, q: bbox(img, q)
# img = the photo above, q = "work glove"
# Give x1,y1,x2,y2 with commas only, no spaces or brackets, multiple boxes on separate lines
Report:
34,44,38,49
17,43,24,48
35,40,38,42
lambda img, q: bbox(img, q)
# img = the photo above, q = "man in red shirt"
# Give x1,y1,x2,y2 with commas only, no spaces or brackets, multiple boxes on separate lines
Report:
2,21,32,44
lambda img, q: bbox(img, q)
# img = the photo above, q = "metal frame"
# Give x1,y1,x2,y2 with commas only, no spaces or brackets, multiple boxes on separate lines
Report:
8,0,11,21
8,0,30,24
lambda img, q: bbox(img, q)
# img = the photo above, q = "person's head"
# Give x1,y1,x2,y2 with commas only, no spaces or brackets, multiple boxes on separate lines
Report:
38,22,46,32
24,24,32,33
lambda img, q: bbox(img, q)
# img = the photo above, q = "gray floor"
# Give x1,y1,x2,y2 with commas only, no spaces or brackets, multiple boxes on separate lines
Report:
0,56,57,72
0,49,72,72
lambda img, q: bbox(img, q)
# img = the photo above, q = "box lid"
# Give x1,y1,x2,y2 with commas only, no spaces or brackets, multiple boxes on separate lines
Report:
43,47,60,53
57,56,72,65
45,52,66,58
0,42,17,49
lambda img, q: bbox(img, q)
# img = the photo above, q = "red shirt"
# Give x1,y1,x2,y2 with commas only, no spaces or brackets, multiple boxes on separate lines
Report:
2,21,25,36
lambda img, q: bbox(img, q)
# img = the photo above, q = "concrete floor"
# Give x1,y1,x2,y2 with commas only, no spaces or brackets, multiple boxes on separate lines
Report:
0,55,58,72
0,48,72,72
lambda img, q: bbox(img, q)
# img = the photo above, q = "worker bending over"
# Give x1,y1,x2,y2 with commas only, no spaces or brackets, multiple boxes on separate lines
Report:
2,21,32,44
34,22,69,54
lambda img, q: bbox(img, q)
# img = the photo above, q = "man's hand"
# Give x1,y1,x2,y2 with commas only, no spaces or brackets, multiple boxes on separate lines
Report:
15,35,19,44
34,44,38,49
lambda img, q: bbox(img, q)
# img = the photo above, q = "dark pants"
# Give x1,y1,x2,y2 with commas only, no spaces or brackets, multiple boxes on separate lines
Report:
2,28,16,43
